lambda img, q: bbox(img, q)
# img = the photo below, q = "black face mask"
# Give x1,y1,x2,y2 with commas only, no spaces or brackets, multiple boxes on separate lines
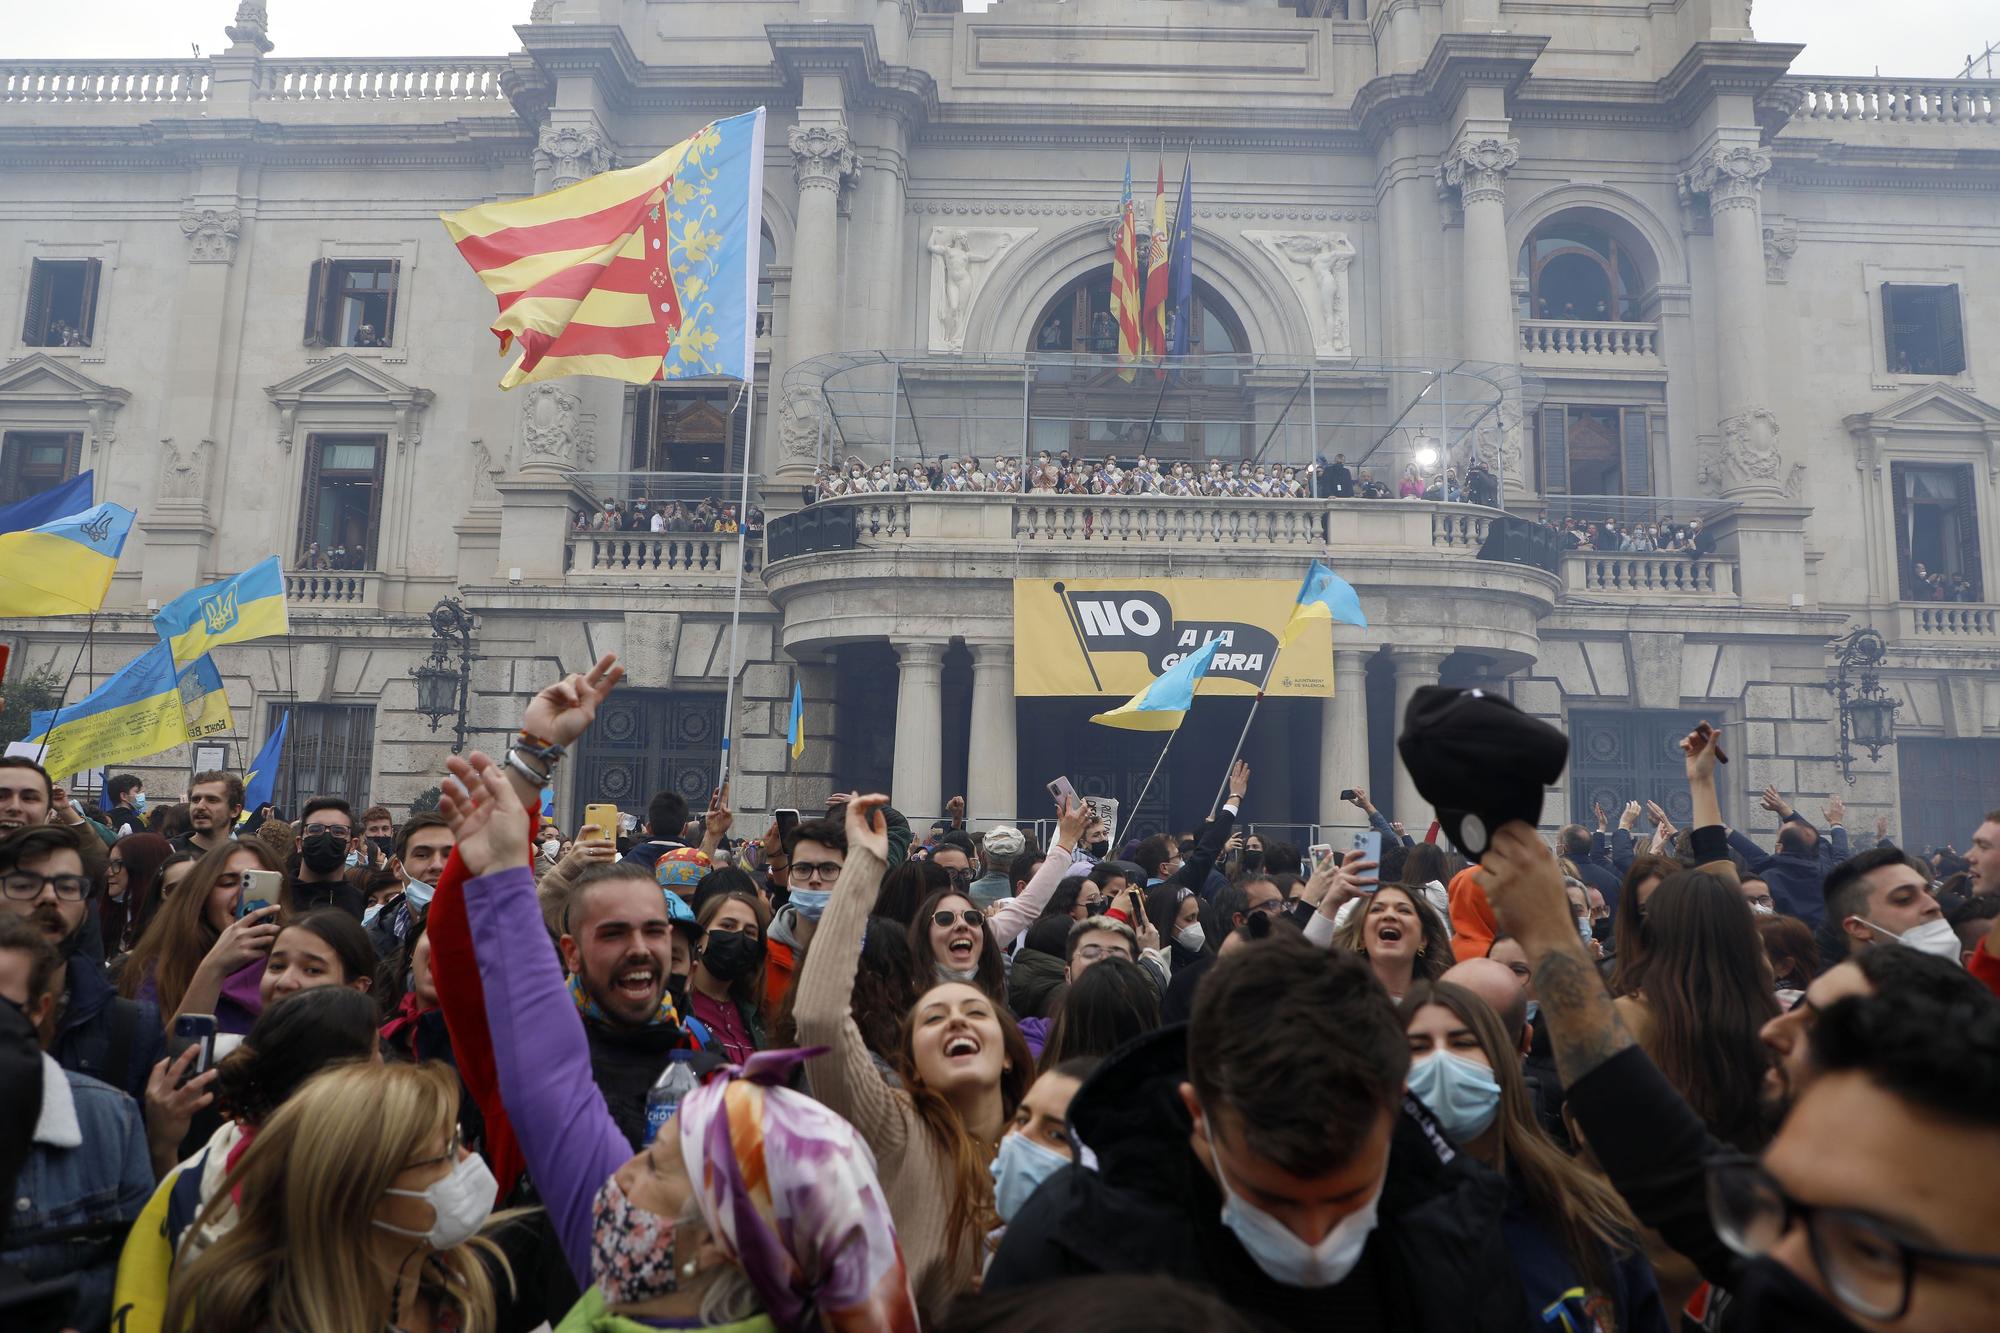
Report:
1723,1257,1867,1332
1086,839,1110,859
666,973,691,1017
300,830,348,874
1242,850,1265,872
1591,916,1615,945
699,930,764,983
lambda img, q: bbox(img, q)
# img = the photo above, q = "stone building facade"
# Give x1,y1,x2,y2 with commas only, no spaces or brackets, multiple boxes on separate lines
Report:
1,0,1997,852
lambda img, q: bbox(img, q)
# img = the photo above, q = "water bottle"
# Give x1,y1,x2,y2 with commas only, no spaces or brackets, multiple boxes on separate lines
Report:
644,1050,698,1145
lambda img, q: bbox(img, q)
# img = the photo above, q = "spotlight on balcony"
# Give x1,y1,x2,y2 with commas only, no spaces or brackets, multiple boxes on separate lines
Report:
1415,446,1439,469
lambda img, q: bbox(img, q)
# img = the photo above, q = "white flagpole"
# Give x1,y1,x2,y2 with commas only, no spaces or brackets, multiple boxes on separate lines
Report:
715,382,759,795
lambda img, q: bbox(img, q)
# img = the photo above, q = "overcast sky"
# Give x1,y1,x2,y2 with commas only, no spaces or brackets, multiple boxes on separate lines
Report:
9,1,1995,78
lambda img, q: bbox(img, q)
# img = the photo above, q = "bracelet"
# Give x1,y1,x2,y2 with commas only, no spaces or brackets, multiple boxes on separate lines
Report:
514,735,567,769
518,729,556,748
505,749,552,788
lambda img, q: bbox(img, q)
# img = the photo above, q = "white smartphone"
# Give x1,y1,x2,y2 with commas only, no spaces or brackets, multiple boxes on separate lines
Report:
1046,775,1079,808
1307,843,1337,876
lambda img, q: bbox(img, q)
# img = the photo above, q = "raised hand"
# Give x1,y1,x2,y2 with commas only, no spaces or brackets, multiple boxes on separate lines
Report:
1644,799,1670,828
1346,786,1373,813
520,653,625,750
1055,793,1090,851
1228,760,1251,802
439,752,531,878
1757,784,1791,817
1620,800,1642,830
844,793,890,863
1474,822,1573,947
705,783,734,840
1316,850,1378,921
1593,801,1609,832
1823,796,1846,828
204,904,280,975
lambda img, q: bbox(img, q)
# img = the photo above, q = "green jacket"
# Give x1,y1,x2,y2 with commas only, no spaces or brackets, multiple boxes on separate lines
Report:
554,1285,778,1333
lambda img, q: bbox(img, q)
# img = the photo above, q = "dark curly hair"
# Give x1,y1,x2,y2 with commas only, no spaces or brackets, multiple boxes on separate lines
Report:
213,986,379,1125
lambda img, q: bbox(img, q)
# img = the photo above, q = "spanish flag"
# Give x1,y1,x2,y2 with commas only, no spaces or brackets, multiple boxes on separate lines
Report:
443,109,767,388
23,641,232,781
0,471,134,618
152,557,289,670
1111,155,1142,382
1141,158,1170,360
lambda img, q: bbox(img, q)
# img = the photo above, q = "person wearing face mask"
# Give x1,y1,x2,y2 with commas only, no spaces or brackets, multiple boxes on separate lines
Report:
989,936,1537,1330
366,812,456,963
988,1057,1099,1238
1399,981,1668,1333
163,1060,509,1333
290,795,367,919
687,892,769,1064
1823,847,1959,965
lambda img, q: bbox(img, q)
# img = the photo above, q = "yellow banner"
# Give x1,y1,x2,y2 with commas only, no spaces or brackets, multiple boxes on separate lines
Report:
1013,579,1332,697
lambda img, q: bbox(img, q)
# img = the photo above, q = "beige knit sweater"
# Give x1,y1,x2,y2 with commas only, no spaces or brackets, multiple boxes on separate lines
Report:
792,842,980,1315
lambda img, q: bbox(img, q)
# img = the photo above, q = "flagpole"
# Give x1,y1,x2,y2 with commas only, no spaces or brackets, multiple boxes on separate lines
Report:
716,380,760,796
1128,723,1180,834
1208,690,1262,820
32,614,97,773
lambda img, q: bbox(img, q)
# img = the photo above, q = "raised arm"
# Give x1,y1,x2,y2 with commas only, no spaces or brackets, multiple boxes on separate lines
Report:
793,795,912,1159
987,796,1089,947
1175,762,1247,891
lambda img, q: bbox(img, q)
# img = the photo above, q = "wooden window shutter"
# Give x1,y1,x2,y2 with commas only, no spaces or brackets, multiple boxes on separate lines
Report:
1952,462,1982,596
1890,460,1913,597
303,259,333,346
22,261,53,345
1621,407,1652,495
1881,283,1898,372
299,435,326,558
1539,405,1569,494
1938,284,1966,375
75,259,102,345
362,437,387,570
380,259,402,345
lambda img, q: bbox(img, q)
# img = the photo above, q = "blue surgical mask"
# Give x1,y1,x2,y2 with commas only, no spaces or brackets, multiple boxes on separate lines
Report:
131,792,147,813
788,887,832,923
362,903,383,928
989,1130,1069,1223
403,878,436,912
1406,1050,1502,1144
1203,1107,1381,1287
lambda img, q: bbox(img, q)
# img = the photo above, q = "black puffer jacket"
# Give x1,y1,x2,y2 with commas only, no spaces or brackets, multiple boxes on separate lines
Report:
987,1025,1536,1332
584,1017,690,1151
1007,945,1069,1020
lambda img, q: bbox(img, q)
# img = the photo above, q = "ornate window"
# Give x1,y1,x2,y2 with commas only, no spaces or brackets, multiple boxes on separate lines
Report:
1535,403,1663,498
21,259,101,348
1893,461,1981,600
628,388,747,473
1518,220,1646,322
757,226,777,336
304,259,401,348
298,434,386,569
1882,284,1966,377
0,430,82,507
1028,266,1245,359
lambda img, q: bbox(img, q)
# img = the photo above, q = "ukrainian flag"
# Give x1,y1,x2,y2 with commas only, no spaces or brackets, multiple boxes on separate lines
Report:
1091,638,1221,732
23,641,232,781
1279,559,1368,647
153,556,289,669
787,680,805,761
0,471,135,618
239,710,289,821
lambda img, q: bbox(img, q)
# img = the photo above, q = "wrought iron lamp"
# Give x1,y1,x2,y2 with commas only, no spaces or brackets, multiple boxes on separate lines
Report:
411,597,477,753
1826,626,1899,785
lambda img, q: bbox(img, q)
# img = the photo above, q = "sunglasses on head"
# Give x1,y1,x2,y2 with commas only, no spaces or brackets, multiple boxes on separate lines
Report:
932,908,983,929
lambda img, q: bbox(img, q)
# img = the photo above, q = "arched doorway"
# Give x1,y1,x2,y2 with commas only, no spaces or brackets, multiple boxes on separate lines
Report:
1517,216,1650,322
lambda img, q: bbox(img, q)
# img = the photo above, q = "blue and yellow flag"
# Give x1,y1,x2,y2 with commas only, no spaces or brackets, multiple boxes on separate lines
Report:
1090,638,1221,732
1279,559,1368,647
24,641,232,781
787,680,805,761
239,710,289,821
153,557,289,669
0,471,135,618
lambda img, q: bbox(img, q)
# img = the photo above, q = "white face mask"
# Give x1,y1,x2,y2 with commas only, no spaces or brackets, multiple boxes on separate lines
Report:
1856,915,1962,964
374,1151,496,1250
1203,1110,1382,1287
1175,922,1207,953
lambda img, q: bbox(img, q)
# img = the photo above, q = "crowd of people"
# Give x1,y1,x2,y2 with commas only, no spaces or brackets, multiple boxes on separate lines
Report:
810,451,1503,508
4,655,1999,1332
1556,516,1715,555
574,496,765,537
1908,561,1981,602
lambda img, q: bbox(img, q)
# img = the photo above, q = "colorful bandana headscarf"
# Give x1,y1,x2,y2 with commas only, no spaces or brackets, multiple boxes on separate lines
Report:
567,971,680,1029
678,1048,919,1333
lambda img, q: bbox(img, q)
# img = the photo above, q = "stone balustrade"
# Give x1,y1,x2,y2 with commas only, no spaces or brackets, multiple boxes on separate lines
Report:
1565,552,1732,598
1895,601,2000,642
1013,496,1328,546
1519,319,1660,361
0,62,210,103
1429,508,1495,551
286,569,378,608
568,532,762,579
1786,77,1999,125
258,59,510,101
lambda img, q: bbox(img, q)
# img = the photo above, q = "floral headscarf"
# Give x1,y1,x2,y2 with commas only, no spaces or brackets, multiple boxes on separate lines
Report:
678,1048,918,1333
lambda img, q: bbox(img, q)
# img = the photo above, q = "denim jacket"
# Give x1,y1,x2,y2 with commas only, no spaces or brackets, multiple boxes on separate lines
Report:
3,1056,154,1333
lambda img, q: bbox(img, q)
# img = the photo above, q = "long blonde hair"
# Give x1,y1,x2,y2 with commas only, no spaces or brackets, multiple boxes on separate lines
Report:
165,1061,508,1333
120,839,279,1011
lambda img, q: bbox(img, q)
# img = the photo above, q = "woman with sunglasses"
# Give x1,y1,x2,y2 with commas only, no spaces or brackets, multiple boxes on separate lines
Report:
1399,980,1668,1333
912,889,1008,1006
119,839,284,1033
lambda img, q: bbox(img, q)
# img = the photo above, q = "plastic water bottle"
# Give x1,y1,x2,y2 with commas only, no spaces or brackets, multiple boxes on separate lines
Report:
644,1050,698,1145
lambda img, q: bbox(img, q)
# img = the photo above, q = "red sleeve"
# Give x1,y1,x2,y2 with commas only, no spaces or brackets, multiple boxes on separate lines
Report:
1969,937,2000,1000
429,810,539,1201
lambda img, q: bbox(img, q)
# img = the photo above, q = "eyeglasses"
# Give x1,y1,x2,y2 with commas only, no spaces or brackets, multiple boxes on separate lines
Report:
1074,943,1133,963
106,860,127,874
932,909,984,929
1706,1153,2000,1321
303,823,350,840
1083,897,1111,915
1246,898,1284,917
2,871,91,902
947,868,974,886
791,861,843,884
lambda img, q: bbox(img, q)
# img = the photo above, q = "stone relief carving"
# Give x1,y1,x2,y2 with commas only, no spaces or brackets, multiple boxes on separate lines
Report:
470,437,503,506
179,207,242,264
1245,230,1356,357
534,123,611,189
529,0,559,19
1763,220,1798,282
1698,407,1802,498
1437,138,1520,206
226,0,273,52
789,125,855,194
1678,145,1772,213
519,382,588,469
925,226,1033,354
1474,396,1528,489
778,384,826,465
158,437,211,502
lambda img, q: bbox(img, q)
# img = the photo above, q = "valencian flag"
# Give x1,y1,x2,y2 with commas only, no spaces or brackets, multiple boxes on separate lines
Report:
1091,638,1221,732
153,557,289,670
1166,154,1195,361
1111,155,1142,382
442,108,767,387
1141,158,1170,361
0,471,135,618
24,641,231,781
1279,559,1369,647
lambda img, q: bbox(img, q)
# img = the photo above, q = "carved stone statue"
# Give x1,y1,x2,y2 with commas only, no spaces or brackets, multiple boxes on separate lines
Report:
180,207,242,264
534,123,611,190
1245,230,1356,357
1763,220,1798,282
470,438,503,506
158,437,210,502
779,385,826,466
520,383,584,469
1715,407,1787,496
925,226,1033,353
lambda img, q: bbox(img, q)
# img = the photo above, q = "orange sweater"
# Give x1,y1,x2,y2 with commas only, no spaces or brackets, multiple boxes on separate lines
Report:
1448,864,1498,959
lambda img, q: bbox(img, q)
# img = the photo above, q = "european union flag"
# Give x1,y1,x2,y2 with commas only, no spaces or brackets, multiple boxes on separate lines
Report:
1165,155,1195,361
241,711,289,819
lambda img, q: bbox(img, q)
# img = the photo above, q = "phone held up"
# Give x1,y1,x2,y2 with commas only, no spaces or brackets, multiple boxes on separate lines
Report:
236,868,282,918
1046,775,1080,809
1338,788,1358,802
1308,843,1338,876
583,803,619,844
169,1013,218,1087
774,808,800,840
1347,830,1384,888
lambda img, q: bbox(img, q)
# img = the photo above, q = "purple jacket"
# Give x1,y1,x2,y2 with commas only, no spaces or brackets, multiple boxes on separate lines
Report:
463,864,627,1286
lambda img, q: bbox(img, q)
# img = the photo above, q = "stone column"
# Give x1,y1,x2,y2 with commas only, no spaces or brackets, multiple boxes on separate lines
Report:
1319,648,1372,834
1680,142,1784,498
1438,135,1520,370
891,640,946,821
1390,649,1449,830
966,643,1017,825
778,115,855,483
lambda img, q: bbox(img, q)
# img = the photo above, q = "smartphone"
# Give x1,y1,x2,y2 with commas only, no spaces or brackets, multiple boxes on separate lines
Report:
1308,843,1337,875
169,1013,218,1086
1046,775,1079,808
584,803,619,843
1347,829,1384,881
1339,788,1358,802
774,807,800,840
236,869,282,918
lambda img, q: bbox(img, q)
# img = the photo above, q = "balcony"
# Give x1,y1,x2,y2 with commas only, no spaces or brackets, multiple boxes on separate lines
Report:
285,568,380,610
1774,76,2000,151
1518,319,1662,371
1563,552,1735,600
566,531,762,583
1893,601,2000,645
